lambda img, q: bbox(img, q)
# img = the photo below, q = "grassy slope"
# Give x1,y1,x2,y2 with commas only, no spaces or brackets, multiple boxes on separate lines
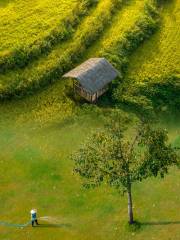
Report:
0,0,179,239
0,0,153,98
126,0,180,82
85,0,146,58
0,0,118,96
0,0,149,124
0,111,179,240
0,0,78,53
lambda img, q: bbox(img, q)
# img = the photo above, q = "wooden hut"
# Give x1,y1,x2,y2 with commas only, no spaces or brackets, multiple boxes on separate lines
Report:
63,58,119,102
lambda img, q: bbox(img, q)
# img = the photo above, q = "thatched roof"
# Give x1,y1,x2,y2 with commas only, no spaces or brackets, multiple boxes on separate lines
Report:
63,58,119,93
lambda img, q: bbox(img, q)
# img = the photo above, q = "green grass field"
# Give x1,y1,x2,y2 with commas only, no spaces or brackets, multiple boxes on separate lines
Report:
0,0,124,97
0,102,179,239
85,0,146,58
0,0,179,239
0,0,153,98
0,0,79,54
126,0,180,82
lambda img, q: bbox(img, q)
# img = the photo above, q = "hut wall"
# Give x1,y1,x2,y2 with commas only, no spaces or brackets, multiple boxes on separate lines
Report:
91,94,97,102
74,82,92,101
74,81,109,102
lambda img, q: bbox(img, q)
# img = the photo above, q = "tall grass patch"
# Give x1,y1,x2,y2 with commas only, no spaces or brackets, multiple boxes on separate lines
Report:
0,0,97,72
116,0,180,115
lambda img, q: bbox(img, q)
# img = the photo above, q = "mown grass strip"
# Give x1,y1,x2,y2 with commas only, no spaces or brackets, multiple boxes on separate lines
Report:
0,0,97,73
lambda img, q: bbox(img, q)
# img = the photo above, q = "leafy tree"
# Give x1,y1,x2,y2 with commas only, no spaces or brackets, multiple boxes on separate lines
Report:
72,115,178,224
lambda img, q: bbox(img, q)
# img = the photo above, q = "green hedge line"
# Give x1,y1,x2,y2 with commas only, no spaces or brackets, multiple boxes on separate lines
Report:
101,0,159,72
140,75,180,114
106,0,161,117
0,0,122,100
115,74,180,118
111,1,179,115
0,0,97,73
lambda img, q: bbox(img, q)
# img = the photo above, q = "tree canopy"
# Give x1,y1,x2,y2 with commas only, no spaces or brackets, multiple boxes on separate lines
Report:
72,113,179,223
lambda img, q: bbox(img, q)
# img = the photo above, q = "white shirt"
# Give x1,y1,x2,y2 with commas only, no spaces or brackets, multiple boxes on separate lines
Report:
30,209,37,220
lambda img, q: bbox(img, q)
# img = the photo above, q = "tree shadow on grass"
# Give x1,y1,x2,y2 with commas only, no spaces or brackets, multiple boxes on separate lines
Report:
141,221,180,226
35,223,72,228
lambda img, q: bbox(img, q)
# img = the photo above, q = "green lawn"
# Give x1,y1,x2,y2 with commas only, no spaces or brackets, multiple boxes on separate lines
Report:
0,96,179,239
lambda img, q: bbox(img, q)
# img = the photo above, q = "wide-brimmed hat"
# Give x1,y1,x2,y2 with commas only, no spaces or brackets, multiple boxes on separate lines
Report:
30,209,37,214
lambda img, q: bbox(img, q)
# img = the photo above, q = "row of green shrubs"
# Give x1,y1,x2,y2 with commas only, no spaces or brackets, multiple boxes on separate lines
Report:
103,0,161,117
101,0,159,73
110,0,179,116
0,0,97,73
114,74,180,118
140,74,180,114
0,0,123,100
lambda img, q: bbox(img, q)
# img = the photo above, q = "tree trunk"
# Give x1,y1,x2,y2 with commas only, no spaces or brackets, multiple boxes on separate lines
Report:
127,183,134,224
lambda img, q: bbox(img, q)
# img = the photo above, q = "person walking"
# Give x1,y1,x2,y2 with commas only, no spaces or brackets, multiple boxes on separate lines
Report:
30,209,39,227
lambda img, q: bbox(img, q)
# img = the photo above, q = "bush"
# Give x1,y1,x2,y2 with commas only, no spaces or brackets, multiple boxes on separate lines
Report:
113,73,180,118
140,75,180,113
